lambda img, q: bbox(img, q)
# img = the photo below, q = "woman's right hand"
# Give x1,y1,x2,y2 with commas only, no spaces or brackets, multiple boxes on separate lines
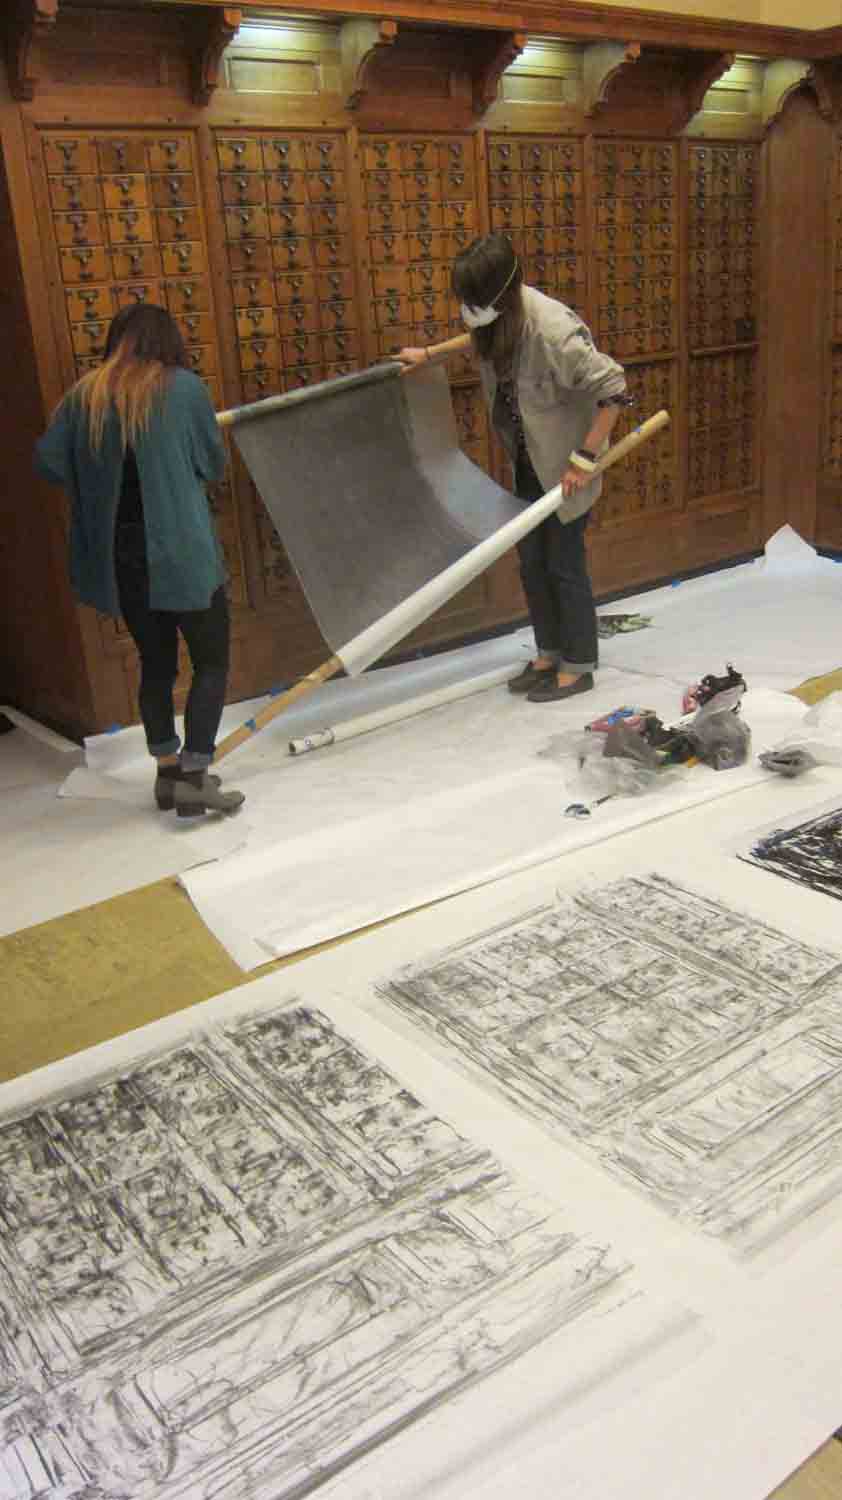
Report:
395,346,429,374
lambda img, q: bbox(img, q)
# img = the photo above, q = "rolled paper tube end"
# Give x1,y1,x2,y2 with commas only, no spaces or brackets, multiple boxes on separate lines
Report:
289,729,335,755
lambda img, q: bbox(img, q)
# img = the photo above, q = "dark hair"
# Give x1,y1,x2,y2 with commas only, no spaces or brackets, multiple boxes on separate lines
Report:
104,301,189,366
451,233,523,373
74,302,190,450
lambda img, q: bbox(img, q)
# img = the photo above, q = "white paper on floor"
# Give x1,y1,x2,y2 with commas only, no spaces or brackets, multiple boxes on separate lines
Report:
0,780,245,938
593,526,842,693
180,679,810,968
0,708,83,792
27,525,842,941
81,629,535,778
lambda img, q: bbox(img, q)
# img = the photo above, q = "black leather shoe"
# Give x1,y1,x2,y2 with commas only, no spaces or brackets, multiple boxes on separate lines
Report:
527,672,594,703
508,661,556,695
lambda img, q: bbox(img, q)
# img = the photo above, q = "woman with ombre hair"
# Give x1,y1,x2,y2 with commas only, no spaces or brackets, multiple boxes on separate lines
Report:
36,302,243,816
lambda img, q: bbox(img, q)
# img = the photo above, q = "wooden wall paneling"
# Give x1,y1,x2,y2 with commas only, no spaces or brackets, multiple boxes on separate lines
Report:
586,136,682,548
16,113,132,730
816,121,842,550
0,109,100,730
677,135,690,538
194,117,264,631
210,121,363,659
763,88,831,544
345,123,376,371
686,138,761,528
6,3,842,736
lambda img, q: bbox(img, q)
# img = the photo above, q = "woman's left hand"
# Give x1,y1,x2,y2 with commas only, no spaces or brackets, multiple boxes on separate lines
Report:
560,465,589,500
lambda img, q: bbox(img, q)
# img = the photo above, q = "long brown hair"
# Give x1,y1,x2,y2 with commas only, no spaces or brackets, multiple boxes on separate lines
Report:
72,303,189,450
452,233,524,377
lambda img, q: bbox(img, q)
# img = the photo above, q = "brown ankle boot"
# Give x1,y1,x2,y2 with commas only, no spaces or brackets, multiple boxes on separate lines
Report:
174,772,245,819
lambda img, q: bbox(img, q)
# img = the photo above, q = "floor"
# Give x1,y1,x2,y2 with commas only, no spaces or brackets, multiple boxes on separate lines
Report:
5,551,842,1497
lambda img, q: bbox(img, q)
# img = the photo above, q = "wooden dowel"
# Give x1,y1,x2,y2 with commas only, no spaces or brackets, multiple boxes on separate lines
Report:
214,654,344,763
593,409,669,476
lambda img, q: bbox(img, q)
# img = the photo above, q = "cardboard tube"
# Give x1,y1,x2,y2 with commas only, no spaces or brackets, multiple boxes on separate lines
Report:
287,663,516,755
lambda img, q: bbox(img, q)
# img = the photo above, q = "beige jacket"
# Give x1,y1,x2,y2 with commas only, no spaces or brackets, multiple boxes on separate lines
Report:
479,285,628,522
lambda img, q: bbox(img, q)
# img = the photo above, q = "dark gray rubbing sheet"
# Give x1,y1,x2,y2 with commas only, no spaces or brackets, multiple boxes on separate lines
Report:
231,364,522,651
379,874,842,1252
0,1004,633,1499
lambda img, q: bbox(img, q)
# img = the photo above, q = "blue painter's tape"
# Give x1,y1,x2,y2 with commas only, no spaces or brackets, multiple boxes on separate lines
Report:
269,684,284,697
105,723,123,734
245,718,258,732
670,580,681,588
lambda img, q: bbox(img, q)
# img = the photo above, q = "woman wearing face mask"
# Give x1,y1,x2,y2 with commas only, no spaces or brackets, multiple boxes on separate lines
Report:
397,232,630,702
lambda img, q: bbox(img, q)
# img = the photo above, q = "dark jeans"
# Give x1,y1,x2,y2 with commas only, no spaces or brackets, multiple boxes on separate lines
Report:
514,453,598,674
115,524,229,768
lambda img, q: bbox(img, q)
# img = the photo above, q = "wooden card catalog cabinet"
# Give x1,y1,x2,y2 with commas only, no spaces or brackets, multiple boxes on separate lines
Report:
825,144,842,482
362,133,476,374
597,360,679,526
687,143,760,500
39,129,246,614
825,346,842,480
216,129,360,409
215,129,362,602
41,131,218,392
591,140,679,361
589,140,679,530
688,350,757,500
487,136,586,315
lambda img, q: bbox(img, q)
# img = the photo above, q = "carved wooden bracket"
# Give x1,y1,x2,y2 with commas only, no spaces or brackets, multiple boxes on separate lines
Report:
583,40,640,116
340,17,398,110
4,0,58,102
684,51,736,123
192,6,241,107
807,59,842,121
471,28,526,115
583,44,740,133
761,59,813,132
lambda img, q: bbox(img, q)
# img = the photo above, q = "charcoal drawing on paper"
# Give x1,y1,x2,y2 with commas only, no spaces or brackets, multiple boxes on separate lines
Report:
380,875,842,1251
0,1004,634,1500
740,804,842,902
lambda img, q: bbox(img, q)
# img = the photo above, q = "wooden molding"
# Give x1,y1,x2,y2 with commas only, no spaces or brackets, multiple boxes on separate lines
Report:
11,0,841,69
810,26,842,61
762,59,813,133
471,28,526,115
583,40,640,117
527,3,814,59
340,16,398,110
192,5,241,106
3,0,58,103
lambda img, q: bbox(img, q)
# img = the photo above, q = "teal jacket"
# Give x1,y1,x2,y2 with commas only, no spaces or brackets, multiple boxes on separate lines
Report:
35,368,227,617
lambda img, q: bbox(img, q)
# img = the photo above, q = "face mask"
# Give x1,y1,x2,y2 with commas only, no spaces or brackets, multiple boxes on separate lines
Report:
460,302,501,329
458,257,519,331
